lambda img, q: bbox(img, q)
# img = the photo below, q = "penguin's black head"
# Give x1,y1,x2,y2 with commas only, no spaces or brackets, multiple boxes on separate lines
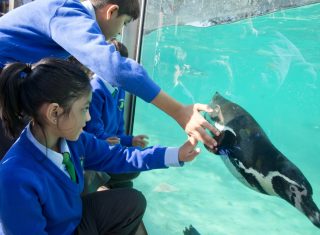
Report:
272,175,320,228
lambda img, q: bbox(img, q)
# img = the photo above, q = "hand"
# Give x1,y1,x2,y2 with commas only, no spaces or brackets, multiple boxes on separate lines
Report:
175,104,220,150
151,91,219,150
132,135,149,148
106,136,120,145
178,137,200,162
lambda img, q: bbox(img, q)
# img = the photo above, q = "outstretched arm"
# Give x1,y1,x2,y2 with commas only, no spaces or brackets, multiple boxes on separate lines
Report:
151,91,219,150
50,1,219,149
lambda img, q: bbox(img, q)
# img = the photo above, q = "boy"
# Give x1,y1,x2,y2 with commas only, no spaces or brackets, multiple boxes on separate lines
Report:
0,0,219,158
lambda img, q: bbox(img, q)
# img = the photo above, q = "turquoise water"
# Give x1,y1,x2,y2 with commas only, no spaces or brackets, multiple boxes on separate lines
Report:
133,3,320,235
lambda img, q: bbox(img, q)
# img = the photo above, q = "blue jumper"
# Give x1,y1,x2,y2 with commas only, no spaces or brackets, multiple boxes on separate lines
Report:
0,128,169,235
84,76,133,146
0,0,160,102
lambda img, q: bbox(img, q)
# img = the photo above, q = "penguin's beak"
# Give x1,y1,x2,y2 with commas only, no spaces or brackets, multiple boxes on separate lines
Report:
300,196,320,228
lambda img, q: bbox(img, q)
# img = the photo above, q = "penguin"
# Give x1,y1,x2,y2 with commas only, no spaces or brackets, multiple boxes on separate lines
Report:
203,92,320,229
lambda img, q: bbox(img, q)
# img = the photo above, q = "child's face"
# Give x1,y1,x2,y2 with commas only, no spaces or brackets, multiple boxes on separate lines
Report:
58,93,92,141
96,5,132,40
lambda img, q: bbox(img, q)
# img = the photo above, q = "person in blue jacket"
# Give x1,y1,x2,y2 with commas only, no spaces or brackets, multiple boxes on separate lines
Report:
86,39,149,149
0,58,200,235
0,0,220,159
84,39,148,192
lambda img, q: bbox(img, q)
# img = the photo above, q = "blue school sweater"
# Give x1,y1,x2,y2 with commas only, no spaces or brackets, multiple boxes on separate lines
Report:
0,0,159,102
0,128,168,235
84,76,133,146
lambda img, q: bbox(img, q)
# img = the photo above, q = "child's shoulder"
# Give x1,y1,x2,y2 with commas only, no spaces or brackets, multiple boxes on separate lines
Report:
0,150,41,183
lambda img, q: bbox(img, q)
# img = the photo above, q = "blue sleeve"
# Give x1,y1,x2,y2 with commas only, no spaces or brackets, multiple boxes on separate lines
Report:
117,89,133,146
49,1,161,102
0,168,47,235
79,132,168,173
119,134,134,147
84,89,109,140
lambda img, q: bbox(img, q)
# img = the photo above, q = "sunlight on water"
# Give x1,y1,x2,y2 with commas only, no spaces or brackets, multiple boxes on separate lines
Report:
133,4,320,235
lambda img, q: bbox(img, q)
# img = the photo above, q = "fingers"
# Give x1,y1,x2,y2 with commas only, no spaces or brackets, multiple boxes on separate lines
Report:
191,104,220,149
182,146,201,162
188,147,201,160
194,104,220,135
137,134,149,140
188,136,198,146
175,103,220,150
193,103,213,113
133,135,149,148
109,140,120,144
201,119,220,136
139,140,148,148
179,137,201,162
106,137,120,145
107,139,120,145
188,121,218,150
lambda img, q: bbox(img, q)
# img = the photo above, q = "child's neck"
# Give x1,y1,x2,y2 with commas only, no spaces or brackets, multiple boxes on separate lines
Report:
30,122,60,152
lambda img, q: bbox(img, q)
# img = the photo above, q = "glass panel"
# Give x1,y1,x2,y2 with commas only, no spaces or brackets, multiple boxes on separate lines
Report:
134,1,320,234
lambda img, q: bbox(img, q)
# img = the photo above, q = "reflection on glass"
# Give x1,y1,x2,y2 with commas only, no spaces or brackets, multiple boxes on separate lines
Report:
134,2,320,235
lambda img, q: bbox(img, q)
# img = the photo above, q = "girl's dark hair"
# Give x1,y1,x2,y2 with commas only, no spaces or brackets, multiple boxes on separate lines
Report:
90,0,140,20
0,58,92,138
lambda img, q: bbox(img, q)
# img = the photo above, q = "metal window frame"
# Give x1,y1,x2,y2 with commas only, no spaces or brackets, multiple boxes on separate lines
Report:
121,0,147,135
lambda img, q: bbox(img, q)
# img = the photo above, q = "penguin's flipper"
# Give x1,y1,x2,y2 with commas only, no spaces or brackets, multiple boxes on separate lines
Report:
183,225,201,235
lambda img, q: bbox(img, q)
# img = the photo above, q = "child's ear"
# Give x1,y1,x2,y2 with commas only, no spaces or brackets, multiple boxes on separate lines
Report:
106,4,119,20
46,103,63,125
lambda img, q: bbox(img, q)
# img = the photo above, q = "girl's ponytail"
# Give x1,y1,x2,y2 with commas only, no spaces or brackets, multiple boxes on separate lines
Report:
0,63,32,138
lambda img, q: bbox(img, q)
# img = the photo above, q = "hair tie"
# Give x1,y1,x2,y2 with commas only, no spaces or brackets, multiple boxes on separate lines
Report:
25,63,32,72
19,63,32,79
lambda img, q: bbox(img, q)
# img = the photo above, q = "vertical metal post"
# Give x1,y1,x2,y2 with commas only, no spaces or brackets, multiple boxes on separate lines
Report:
122,0,148,135
8,0,14,11
9,0,19,11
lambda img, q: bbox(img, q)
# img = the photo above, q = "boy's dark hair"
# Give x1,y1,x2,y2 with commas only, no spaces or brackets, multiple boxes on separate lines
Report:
90,0,140,20
110,38,128,58
0,58,91,138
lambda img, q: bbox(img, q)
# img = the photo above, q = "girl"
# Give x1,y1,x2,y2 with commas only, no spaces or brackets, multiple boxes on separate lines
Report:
0,58,200,235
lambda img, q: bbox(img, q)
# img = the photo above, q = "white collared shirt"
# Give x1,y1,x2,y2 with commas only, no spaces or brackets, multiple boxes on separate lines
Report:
26,124,72,178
